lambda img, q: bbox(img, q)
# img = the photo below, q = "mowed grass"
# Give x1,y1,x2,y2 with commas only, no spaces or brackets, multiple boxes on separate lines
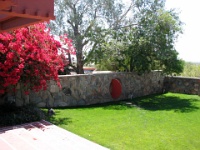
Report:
46,93,200,150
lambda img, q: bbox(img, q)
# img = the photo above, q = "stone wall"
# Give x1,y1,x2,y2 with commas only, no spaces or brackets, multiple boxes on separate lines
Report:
164,76,200,95
1,71,164,107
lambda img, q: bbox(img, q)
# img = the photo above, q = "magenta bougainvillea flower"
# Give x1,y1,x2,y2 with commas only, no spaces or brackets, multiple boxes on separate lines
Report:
0,23,75,94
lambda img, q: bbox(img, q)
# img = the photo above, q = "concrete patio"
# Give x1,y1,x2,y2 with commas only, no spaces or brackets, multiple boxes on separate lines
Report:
0,120,109,150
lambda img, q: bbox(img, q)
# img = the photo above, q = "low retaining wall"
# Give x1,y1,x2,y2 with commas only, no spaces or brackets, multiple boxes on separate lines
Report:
164,76,200,95
2,71,164,107
2,73,200,108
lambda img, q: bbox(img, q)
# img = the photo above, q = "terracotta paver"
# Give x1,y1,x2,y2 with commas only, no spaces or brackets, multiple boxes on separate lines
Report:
0,120,109,150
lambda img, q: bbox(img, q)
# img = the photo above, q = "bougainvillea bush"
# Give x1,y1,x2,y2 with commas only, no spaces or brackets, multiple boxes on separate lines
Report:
0,23,75,95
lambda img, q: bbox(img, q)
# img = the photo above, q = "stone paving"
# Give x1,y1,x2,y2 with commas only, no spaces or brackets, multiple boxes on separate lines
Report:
0,120,109,150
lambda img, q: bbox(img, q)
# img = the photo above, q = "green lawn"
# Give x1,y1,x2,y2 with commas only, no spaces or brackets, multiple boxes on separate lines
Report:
46,93,200,150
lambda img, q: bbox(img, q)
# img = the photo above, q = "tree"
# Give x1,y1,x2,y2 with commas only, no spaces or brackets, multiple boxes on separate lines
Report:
95,0,184,75
0,23,74,95
49,0,134,74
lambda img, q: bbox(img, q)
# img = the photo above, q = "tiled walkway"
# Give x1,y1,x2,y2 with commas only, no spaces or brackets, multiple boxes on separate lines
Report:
0,120,109,150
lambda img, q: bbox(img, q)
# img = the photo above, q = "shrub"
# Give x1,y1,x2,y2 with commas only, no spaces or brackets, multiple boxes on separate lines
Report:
0,23,75,95
0,104,46,127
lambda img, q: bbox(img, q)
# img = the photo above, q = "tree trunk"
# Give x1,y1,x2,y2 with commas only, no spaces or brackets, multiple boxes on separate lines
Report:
76,52,84,74
76,41,84,74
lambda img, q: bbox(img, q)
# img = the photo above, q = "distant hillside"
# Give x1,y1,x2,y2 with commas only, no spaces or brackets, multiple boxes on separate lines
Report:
180,62,200,78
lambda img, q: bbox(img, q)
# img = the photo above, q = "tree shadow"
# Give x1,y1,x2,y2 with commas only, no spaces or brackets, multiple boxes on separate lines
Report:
46,116,72,126
45,111,72,126
57,102,130,111
51,94,200,113
130,95,200,113
91,94,200,113
103,103,134,110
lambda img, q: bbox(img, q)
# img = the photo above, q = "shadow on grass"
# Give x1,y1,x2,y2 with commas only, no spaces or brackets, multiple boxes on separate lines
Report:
44,110,72,126
71,94,200,113
51,94,200,113
46,116,72,126
132,95,200,113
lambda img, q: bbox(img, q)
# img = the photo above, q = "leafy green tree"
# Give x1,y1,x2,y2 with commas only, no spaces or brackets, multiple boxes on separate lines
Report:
96,0,184,75
49,0,133,74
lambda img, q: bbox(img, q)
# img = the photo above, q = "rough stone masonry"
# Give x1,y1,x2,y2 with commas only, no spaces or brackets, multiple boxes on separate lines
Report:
10,71,164,107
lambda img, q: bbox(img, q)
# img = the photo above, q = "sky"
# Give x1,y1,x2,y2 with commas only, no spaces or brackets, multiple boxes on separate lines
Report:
165,0,200,62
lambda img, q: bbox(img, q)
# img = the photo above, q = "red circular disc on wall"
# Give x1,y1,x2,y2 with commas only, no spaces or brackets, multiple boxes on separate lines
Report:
110,79,122,99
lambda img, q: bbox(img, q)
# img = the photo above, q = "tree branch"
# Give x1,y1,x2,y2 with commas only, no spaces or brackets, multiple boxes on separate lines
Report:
67,20,75,31
118,2,134,23
82,40,89,46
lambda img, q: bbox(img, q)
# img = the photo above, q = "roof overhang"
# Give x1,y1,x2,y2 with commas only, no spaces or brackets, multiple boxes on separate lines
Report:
0,0,55,32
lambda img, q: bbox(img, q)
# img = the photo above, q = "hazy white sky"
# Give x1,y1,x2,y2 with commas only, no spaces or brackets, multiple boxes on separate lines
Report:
165,0,199,62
